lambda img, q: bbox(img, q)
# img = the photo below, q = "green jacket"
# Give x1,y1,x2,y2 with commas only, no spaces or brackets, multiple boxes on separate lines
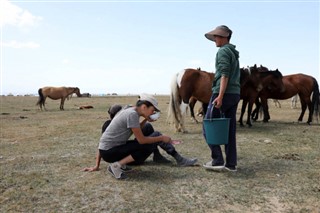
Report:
212,43,240,94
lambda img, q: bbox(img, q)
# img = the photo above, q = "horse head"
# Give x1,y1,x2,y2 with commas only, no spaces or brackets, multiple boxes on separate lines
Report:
73,87,82,97
240,67,250,87
247,65,264,91
267,69,285,92
258,65,269,72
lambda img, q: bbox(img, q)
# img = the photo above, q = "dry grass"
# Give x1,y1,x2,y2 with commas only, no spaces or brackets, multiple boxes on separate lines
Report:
1,95,319,213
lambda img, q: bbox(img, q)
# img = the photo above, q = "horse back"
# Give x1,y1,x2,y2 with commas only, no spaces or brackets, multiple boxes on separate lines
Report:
41,86,67,100
260,74,314,100
179,68,213,104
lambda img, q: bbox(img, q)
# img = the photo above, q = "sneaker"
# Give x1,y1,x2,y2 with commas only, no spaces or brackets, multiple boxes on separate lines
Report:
225,165,237,172
153,154,172,164
177,157,198,167
108,162,126,179
121,165,133,172
203,160,225,171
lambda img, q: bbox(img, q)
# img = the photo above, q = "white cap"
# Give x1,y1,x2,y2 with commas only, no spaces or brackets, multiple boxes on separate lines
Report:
139,93,160,112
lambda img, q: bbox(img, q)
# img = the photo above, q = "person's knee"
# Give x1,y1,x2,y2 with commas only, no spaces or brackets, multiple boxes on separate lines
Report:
150,131,161,137
142,123,155,135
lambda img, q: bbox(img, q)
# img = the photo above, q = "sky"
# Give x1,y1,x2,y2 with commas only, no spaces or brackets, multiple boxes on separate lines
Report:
1,0,319,95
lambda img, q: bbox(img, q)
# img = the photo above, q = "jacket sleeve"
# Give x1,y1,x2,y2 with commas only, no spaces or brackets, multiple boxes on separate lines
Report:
216,48,232,78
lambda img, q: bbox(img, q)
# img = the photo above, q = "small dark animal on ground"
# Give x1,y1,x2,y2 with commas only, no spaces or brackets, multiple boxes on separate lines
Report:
78,105,94,110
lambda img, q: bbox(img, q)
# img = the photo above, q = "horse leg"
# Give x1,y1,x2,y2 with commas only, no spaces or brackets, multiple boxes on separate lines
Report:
251,98,261,121
307,100,314,124
246,99,255,127
43,97,47,111
189,99,198,123
298,98,308,122
260,97,269,122
202,103,208,117
239,99,247,127
60,98,66,110
179,102,189,133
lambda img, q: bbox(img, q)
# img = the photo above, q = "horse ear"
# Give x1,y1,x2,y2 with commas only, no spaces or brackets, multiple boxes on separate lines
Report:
254,64,257,68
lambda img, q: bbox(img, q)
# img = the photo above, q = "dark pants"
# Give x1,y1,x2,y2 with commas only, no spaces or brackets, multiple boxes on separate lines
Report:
203,93,240,166
100,123,176,164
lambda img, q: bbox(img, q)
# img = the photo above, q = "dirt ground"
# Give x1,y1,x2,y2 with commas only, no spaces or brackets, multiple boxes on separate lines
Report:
0,95,319,213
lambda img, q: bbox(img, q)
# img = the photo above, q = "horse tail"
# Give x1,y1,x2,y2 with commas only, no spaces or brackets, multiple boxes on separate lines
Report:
167,73,183,131
311,78,319,119
36,88,44,106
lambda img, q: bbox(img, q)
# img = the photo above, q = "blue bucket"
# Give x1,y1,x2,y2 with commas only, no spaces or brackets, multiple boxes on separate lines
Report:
204,111,230,145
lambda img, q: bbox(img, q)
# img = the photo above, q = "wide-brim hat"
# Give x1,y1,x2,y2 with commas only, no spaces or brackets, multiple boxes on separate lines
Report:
205,25,232,42
139,93,161,112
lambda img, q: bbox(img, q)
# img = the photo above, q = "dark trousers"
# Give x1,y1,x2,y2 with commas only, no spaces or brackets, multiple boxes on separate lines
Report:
203,93,240,166
100,123,176,164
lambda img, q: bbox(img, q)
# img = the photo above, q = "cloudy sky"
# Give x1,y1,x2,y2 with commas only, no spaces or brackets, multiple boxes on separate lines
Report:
1,0,319,95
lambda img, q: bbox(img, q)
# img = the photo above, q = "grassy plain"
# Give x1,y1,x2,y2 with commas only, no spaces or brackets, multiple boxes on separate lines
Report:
0,95,319,213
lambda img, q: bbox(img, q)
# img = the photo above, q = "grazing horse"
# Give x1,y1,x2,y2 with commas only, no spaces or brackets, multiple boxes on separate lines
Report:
37,86,81,110
239,65,285,127
255,74,319,124
168,68,214,132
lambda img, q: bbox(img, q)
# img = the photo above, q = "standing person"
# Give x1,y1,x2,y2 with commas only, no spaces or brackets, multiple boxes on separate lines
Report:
203,25,241,172
84,94,197,179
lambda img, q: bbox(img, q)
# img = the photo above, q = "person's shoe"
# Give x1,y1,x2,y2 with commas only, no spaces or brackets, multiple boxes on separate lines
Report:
121,164,133,172
225,165,237,172
177,157,198,166
108,162,127,179
203,160,225,171
153,154,172,164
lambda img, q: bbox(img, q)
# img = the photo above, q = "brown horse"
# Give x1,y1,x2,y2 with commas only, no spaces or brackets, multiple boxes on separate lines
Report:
37,86,81,110
253,74,319,124
168,68,214,132
168,65,273,131
239,65,285,126
187,68,209,124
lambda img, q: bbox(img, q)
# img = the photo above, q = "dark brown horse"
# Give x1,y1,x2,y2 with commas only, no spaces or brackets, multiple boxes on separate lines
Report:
168,68,214,132
253,74,319,124
239,65,285,126
37,86,81,110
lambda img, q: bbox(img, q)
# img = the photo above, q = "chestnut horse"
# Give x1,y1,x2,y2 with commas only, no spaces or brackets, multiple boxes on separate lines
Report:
253,74,319,124
37,86,81,110
239,65,285,126
168,68,214,132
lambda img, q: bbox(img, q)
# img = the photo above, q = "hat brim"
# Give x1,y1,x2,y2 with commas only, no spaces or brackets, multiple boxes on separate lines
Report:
153,105,161,112
205,33,216,42
205,28,229,42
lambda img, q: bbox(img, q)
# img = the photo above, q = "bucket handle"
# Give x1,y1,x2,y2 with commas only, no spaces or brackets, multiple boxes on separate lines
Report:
210,102,225,118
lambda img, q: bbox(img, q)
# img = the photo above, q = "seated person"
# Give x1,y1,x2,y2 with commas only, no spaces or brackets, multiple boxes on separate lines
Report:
83,94,197,179
102,104,171,163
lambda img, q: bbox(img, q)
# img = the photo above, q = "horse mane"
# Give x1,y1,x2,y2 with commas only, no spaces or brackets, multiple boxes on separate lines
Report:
258,68,283,78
